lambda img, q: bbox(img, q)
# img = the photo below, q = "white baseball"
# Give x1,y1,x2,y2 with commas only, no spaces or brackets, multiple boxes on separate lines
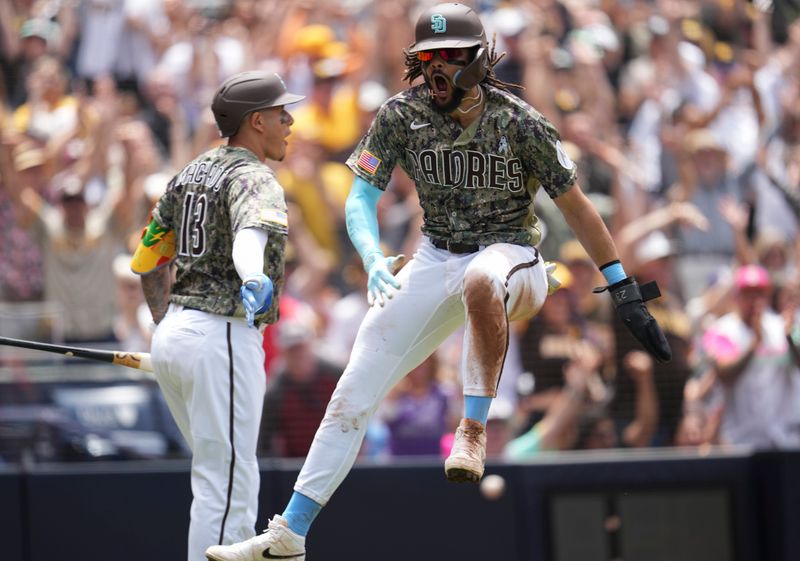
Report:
480,473,506,500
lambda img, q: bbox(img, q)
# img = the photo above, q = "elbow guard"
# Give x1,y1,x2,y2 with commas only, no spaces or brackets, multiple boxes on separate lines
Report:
131,217,176,274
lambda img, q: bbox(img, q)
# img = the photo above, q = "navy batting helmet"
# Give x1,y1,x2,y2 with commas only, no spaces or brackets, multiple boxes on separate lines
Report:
211,71,305,137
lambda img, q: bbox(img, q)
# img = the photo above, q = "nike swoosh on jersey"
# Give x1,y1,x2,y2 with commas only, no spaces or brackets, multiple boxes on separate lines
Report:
262,548,302,559
410,121,431,130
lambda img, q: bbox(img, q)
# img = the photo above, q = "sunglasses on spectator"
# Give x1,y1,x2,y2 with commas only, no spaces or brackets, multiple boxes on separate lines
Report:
416,48,466,64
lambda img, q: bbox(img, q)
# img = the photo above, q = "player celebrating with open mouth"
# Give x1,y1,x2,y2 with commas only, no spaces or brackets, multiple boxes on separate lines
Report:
207,4,671,560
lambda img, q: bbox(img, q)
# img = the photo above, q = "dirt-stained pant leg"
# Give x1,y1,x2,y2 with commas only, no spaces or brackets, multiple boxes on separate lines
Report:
460,244,547,396
294,240,548,504
294,241,469,505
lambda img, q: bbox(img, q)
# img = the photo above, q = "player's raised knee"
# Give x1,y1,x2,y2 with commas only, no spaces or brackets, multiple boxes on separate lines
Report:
462,269,505,309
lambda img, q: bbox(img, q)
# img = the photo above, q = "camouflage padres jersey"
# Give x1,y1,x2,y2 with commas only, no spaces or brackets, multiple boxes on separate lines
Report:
153,145,288,325
346,84,577,247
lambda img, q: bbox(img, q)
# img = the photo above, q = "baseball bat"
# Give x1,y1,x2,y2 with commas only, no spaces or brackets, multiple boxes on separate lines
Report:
0,336,153,372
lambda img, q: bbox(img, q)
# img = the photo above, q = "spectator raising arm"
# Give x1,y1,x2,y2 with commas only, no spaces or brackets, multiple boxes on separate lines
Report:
504,355,594,457
620,351,659,448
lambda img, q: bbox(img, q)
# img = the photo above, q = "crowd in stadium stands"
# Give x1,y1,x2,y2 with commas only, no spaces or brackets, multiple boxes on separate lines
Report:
1,0,799,462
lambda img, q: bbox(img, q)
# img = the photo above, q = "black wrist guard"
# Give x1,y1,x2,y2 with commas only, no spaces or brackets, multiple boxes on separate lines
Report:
595,277,672,363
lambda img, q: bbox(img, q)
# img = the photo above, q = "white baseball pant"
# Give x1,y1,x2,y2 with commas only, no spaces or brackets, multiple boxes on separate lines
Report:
295,238,548,505
151,305,266,561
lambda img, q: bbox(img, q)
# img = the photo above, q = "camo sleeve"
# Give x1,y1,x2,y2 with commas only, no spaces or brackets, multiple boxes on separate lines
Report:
346,101,405,190
518,114,577,199
227,167,288,236
152,177,178,229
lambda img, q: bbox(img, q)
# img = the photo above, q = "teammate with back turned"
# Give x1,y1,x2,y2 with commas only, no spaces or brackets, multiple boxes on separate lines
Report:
206,4,671,561
131,71,303,561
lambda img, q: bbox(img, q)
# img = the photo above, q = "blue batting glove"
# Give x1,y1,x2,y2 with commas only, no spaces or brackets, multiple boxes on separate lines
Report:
364,252,405,307
240,273,273,327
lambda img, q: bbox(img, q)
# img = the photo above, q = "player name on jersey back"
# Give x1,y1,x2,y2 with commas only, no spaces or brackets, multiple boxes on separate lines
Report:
174,160,243,191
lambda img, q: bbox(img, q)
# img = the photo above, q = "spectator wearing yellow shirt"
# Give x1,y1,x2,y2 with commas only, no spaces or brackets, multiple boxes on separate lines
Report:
279,44,378,266
290,44,363,160
11,55,78,143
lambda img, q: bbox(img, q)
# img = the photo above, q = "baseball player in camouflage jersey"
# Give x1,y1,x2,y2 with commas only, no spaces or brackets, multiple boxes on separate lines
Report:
132,71,303,561
207,4,671,561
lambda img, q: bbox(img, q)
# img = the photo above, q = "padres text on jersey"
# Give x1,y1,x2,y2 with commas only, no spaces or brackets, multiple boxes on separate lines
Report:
346,84,577,247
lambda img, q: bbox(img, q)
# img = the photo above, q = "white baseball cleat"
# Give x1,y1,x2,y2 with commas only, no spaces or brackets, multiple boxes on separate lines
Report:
444,418,487,483
205,515,306,561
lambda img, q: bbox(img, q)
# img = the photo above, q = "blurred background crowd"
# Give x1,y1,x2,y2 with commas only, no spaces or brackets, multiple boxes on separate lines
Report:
0,0,799,465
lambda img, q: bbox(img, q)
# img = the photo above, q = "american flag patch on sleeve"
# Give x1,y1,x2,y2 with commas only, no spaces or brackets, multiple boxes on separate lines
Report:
357,149,381,174
260,208,288,228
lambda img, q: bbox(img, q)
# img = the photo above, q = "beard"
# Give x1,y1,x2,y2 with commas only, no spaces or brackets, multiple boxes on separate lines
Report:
424,72,466,114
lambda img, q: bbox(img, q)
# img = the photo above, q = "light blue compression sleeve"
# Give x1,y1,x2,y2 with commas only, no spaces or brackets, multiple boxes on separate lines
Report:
283,491,322,536
464,396,493,425
345,176,384,265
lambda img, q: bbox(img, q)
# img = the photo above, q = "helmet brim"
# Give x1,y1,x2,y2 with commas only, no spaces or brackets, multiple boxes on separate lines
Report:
408,38,482,52
266,92,306,107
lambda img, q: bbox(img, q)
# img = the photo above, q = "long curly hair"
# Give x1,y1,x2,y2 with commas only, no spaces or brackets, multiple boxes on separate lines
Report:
402,35,522,93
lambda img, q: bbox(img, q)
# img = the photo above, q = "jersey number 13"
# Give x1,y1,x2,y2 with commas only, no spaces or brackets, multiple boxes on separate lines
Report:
179,192,207,257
